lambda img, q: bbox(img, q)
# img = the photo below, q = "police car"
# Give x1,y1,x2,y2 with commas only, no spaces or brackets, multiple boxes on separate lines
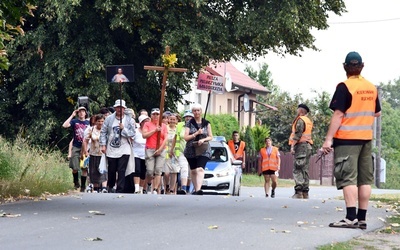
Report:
201,136,242,196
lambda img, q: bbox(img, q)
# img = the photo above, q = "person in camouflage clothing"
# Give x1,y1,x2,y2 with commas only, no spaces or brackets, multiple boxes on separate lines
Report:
289,104,313,199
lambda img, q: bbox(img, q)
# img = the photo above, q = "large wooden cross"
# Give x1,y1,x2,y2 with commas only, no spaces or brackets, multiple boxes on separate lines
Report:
144,45,187,148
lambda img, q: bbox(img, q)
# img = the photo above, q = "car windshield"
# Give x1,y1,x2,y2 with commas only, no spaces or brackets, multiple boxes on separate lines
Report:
210,147,228,162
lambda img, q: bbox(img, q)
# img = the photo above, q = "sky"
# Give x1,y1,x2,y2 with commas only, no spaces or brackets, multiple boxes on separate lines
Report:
232,0,400,99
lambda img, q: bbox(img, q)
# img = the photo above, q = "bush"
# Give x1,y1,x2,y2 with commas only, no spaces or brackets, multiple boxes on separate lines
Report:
0,136,72,198
206,114,239,139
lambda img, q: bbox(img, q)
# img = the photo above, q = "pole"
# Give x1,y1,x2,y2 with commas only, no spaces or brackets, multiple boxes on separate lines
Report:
375,86,382,188
119,81,123,124
203,91,211,119
156,69,169,149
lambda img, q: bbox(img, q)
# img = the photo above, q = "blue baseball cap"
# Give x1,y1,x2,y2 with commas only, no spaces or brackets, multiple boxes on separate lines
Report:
344,51,362,65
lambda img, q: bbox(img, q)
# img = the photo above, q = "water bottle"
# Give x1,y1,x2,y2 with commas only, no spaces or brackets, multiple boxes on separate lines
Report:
275,171,279,177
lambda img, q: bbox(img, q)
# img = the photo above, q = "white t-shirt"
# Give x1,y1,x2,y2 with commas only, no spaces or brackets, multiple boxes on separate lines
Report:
106,116,131,158
133,127,146,159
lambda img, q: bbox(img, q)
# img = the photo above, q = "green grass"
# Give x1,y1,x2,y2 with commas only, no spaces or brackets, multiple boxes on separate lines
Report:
370,193,400,234
0,136,72,200
317,193,400,250
242,173,294,187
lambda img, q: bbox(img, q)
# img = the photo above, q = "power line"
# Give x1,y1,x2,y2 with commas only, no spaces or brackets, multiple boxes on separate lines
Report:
329,17,400,25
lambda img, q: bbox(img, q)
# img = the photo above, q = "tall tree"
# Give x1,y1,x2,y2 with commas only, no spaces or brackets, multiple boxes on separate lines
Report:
379,78,400,109
245,63,332,153
0,1,36,70
3,0,346,149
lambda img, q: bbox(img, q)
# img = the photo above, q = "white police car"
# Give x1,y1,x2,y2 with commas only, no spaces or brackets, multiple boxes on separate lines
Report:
201,136,242,196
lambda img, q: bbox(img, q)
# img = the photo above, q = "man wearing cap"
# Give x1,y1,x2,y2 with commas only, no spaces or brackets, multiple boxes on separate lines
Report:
100,99,135,193
322,51,381,229
63,106,90,191
288,103,313,199
142,108,168,194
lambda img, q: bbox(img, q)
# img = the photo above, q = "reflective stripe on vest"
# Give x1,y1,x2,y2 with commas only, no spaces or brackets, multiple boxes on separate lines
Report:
334,76,377,140
260,147,279,172
228,140,245,159
288,116,313,145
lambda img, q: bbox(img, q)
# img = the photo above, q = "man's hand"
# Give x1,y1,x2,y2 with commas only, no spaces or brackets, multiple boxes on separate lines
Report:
322,140,333,155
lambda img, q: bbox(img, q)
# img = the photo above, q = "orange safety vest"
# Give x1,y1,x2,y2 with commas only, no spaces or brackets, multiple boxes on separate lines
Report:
334,76,377,140
228,140,246,159
288,116,313,145
260,147,279,172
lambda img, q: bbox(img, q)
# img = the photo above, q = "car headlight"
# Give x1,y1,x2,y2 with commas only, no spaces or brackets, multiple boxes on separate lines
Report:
216,167,234,177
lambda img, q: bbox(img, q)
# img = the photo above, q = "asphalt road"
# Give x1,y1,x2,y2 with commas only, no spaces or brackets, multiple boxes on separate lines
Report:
1,186,399,250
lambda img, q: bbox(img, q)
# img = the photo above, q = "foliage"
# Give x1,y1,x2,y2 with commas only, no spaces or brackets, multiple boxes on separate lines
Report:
243,126,256,152
1,0,346,150
0,136,71,198
308,90,333,153
379,78,400,109
251,125,270,152
206,114,239,140
0,1,36,70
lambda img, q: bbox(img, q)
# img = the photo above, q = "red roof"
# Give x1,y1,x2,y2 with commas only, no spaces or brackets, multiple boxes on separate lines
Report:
205,61,270,95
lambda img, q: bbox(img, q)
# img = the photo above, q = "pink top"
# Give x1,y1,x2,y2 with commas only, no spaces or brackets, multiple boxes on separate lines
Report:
144,121,168,149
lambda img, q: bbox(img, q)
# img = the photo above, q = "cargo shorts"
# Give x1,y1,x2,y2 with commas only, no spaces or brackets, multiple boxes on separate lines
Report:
333,141,374,189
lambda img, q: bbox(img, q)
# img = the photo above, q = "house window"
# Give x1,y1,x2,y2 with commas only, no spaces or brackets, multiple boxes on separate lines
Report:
227,99,232,114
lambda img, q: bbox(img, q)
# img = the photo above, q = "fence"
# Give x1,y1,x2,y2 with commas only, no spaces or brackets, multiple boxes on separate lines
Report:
243,150,335,186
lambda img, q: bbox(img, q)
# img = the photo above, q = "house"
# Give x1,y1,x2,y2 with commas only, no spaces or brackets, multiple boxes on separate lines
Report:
179,61,275,127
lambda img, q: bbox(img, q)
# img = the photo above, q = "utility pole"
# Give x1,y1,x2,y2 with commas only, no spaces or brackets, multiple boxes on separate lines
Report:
375,86,382,188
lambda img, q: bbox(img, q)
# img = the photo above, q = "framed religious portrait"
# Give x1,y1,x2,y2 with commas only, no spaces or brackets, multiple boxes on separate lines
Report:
106,64,134,83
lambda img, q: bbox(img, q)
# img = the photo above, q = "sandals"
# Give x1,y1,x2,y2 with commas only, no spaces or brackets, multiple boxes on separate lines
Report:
329,218,359,229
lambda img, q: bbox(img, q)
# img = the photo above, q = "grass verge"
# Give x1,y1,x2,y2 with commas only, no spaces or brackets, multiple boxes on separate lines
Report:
0,136,71,202
317,193,400,250
242,173,300,188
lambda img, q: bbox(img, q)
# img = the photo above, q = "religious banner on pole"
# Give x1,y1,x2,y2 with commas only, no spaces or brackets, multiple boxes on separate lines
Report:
197,73,225,94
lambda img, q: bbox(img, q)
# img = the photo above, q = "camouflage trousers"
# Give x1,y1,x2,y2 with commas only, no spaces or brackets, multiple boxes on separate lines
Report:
293,143,312,192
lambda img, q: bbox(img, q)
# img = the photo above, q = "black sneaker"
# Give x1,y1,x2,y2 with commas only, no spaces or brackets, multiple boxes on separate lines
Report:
74,182,80,189
177,190,187,195
193,190,203,195
271,189,275,198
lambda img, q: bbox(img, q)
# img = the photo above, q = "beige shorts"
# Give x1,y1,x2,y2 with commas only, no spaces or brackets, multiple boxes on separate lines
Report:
177,154,189,179
145,149,165,176
164,156,181,174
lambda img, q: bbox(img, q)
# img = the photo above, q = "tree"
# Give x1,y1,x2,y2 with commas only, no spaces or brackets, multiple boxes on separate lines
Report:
251,125,270,152
379,79,400,109
2,0,346,149
0,1,36,70
245,63,333,153
308,90,333,152
243,126,255,153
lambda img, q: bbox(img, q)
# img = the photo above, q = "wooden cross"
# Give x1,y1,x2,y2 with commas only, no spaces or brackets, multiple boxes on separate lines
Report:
144,45,187,148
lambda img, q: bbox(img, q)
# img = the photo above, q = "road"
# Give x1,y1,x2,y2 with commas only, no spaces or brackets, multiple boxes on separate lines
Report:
1,186,399,250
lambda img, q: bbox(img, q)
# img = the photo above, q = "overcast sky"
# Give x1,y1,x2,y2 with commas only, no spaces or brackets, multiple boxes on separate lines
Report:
232,0,400,99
